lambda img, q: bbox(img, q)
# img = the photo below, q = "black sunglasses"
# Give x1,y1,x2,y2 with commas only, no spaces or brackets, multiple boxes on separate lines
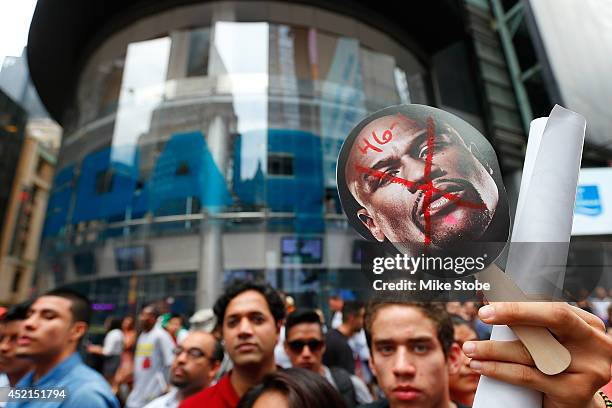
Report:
287,339,324,353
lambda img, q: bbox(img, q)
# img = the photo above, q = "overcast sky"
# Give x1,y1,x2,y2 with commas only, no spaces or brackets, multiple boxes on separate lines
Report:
0,0,37,67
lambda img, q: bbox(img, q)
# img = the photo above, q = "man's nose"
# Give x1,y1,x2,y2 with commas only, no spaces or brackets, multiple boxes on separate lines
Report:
23,315,37,331
392,347,417,377
175,352,188,365
237,318,254,336
301,345,314,358
402,158,446,194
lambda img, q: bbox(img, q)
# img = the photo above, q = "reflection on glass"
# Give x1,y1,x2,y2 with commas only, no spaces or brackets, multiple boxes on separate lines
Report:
212,22,269,202
318,34,366,188
111,37,171,168
38,1,437,328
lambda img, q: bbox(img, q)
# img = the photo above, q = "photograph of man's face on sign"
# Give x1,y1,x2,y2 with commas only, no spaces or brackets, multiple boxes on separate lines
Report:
337,104,510,277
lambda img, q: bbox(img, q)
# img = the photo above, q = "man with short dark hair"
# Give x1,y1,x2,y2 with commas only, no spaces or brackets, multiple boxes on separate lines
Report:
323,300,365,374
8,289,119,408
360,299,612,408
126,304,175,408
360,300,462,408
180,280,285,408
144,331,223,408
284,309,372,407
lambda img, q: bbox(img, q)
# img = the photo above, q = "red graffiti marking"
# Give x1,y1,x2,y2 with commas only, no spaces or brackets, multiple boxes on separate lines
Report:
358,124,398,155
355,117,487,248
358,138,383,154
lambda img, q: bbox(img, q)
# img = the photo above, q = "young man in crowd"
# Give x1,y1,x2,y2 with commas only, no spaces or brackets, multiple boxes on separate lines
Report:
360,300,612,408
0,304,33,408
180,280,285,408
360,301,463,408
8,289,118,408
126,304,175,408
328,294,345,328
323,300,365,374
448,315,480,407
164,314,188,345
0,304,33,388
144,331,223,408
284,308,372,407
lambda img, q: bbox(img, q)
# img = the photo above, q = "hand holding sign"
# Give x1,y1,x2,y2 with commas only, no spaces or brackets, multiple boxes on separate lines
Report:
466,302,612,408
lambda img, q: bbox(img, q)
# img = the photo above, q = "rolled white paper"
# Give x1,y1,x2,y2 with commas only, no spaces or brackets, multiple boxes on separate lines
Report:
472,105,586,408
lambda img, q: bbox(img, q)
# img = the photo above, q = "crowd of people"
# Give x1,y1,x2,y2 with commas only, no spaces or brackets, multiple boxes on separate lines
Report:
0,281,611,408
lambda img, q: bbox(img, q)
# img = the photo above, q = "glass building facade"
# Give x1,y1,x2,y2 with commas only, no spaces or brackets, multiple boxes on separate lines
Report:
36,2,485,319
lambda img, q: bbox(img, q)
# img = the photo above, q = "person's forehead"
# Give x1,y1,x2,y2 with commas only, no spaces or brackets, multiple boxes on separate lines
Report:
371,304,437,339
350,116,422,157
453,325,477,342
225,290,271,317
345,115,427,187
183,332,214,351
286,323,322,340
140,308,156,317
364,114,416,132
31,296,72,315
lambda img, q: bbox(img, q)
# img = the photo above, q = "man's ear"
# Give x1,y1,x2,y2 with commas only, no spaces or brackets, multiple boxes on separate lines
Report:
447,342,463,376
275,321,282,344
357,209,385,242
209,360,222,384
70,322,88,344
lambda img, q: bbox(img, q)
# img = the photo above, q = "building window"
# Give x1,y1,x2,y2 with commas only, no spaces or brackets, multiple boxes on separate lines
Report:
268,154,293,176
186,28,210,77
95,169,115,194
11,268,23,293
175,161,191,176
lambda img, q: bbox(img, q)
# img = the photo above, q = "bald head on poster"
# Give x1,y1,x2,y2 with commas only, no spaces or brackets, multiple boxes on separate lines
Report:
337,105,510,275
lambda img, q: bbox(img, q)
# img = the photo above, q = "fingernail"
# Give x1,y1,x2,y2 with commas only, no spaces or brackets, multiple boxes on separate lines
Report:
463,342,476,355
470,360,482,372
479,305,495,321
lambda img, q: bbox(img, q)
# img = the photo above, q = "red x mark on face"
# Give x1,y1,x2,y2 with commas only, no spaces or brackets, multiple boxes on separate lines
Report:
354,117,487,247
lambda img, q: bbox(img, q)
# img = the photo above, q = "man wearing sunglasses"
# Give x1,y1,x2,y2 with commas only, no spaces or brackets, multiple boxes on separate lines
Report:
284,309,372,407
144,331,223,408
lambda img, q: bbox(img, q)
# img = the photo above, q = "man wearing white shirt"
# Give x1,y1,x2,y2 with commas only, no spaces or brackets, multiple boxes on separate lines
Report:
589,286,611,321
126,305,176,408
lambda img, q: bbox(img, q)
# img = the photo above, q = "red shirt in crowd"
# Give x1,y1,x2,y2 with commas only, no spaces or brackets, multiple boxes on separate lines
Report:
179,373,240,408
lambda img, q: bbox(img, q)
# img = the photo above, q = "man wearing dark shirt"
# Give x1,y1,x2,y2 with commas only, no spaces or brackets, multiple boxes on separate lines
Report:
323,301,364,374
180,281,285,408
